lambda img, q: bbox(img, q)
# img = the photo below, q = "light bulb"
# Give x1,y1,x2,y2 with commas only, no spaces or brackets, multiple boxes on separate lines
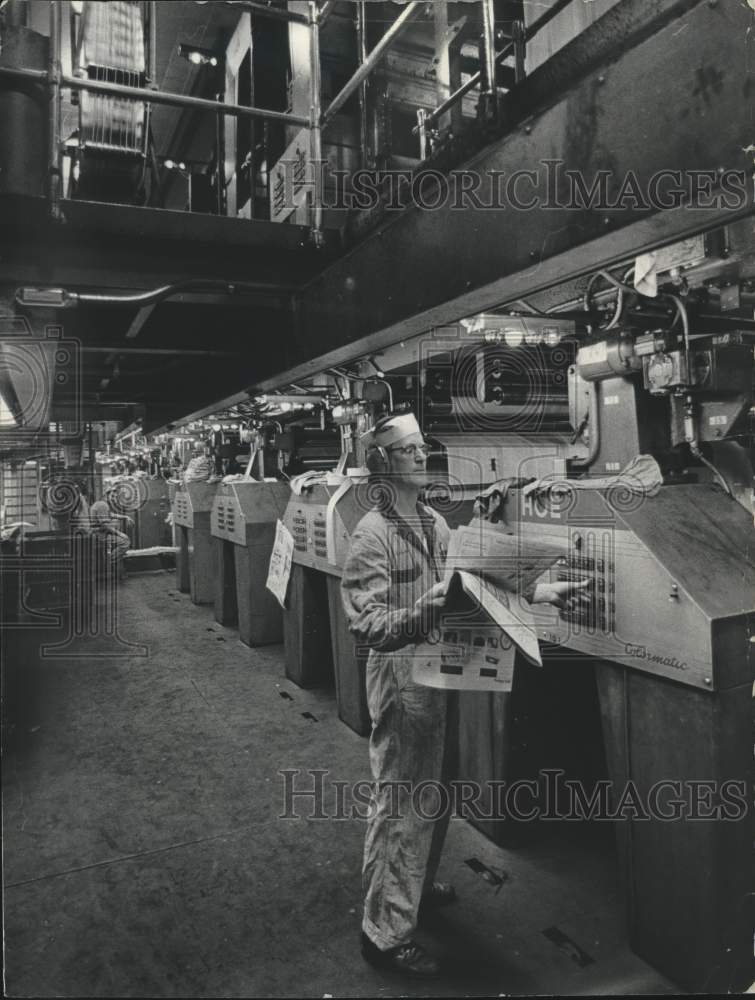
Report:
503,327,524,348
523,327,543,346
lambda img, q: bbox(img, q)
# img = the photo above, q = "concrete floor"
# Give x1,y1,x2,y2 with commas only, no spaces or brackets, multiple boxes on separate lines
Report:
2,570,678,998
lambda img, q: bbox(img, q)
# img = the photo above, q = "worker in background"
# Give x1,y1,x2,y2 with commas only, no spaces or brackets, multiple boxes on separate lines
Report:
183,446,213,483
90,495,130,566
69,481,92,533
341,411,587,979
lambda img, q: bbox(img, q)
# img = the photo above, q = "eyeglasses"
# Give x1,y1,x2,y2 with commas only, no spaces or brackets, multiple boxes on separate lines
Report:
387,442,432,457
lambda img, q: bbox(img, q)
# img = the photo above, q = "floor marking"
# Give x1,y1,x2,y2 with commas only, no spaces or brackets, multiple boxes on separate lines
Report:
542,926,596,968
464,857,508,893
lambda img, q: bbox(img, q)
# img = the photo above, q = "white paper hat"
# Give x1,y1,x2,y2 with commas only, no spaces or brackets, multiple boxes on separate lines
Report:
360,412,421,448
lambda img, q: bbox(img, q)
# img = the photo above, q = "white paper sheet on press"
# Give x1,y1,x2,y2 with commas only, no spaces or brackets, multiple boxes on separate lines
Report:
289,470,346,495
265,519,294,609
444,525,566,593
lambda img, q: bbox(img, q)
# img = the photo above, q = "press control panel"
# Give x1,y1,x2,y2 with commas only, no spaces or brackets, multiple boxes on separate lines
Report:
555,552,616,635
290,508,328,561
213,492,239,541
505,484,753,692
173,482,217,529
211,481,290,546
281,480,367,576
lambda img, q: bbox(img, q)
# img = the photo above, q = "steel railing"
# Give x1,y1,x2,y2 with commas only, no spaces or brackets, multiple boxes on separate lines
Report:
0,0,578,242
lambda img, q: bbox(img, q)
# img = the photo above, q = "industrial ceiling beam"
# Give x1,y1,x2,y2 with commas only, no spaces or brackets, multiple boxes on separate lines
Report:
251,0,753,392
0,197,337,292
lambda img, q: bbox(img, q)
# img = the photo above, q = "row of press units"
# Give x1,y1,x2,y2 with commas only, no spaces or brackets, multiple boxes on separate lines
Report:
172,476,372,734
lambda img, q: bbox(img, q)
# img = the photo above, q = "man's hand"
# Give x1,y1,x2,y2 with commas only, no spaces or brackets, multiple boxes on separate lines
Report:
411,581,448,629
532,578,590,609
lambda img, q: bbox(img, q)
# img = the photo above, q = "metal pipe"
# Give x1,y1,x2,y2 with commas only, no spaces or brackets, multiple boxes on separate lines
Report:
309,2,324,245
49,72,310,126
419,41,512,129
416,108,428,160
147,1,157,85
524,0,575,42
512,19,526,83
48,0,62,218
0,65,47,82
321,0,424,128
356,1,369,168
480,0,497,95
75,281,296,304
215,97,225,214
318,0,338,25
0,65,51,82
16,279,296,309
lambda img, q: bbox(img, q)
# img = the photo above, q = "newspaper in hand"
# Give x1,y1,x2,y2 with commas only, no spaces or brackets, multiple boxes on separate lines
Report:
424,524,566,682
443,523,566,595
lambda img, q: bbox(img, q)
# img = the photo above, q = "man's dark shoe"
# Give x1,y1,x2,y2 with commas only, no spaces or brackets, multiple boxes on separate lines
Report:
420,881,457,908
360,932,441,978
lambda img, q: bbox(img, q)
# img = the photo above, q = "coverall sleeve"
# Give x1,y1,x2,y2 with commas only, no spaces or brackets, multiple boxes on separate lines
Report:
341,527,419,653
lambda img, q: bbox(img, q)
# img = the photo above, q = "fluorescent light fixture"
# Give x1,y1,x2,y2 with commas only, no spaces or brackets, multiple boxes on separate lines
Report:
15,287,71,308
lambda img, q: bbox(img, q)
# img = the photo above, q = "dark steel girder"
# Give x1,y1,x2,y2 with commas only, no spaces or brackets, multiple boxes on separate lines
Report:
252,0,754,392
0,196,339,291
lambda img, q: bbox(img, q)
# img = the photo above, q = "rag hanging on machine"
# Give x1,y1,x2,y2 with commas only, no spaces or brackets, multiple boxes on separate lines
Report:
473,477,535,529
522,454,664,502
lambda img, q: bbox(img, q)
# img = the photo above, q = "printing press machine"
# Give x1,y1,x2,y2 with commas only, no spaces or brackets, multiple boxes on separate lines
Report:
210,478,290,646
281,476,370,735
172,480,218,606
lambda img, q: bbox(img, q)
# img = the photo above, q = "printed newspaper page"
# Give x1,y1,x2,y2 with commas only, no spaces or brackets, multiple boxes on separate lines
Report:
412,525,566,690
265,519,294,609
